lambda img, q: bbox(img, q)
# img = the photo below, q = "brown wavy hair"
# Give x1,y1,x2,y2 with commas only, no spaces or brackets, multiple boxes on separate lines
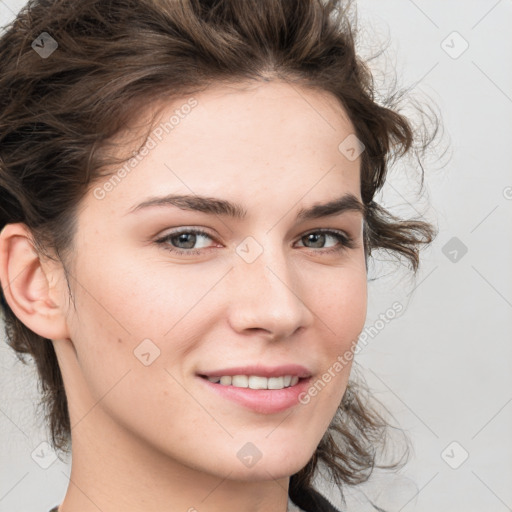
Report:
0,0,439,506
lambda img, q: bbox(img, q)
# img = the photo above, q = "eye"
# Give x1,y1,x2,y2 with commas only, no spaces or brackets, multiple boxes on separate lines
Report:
154,227,357,256
296,229,356,254
155,228,217,256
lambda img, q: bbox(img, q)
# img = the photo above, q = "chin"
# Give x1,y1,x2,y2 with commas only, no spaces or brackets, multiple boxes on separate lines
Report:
226,461,310,483
220,443,316,482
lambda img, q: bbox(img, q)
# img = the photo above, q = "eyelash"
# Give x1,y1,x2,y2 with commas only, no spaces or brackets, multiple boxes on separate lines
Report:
154,228,357,256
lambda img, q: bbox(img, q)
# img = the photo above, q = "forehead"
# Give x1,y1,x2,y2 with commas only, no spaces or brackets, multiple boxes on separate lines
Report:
89,80,361,215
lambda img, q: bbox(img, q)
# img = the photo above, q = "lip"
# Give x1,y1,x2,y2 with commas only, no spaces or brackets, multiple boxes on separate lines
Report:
196,365,313,414
197,364,312,379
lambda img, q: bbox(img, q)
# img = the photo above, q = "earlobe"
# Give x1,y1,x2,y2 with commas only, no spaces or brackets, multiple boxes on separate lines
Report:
0,223,70,340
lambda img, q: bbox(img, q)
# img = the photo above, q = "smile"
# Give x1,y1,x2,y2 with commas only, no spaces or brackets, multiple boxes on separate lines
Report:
202,374,300,390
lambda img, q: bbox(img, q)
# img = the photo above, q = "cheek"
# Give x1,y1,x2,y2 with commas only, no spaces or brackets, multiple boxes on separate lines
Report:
71,249,204,339
306,268,366,410
319,267,368,348
63,264,200,436
64,251,222,391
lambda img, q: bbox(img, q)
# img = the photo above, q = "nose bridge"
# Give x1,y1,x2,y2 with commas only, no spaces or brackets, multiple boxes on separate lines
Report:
227,235,313,338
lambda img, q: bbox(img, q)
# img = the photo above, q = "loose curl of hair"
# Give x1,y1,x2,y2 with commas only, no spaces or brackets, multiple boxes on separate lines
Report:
0,0,439,507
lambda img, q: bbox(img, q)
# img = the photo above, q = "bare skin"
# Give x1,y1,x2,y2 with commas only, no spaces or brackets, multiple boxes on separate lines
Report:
0,80,367,512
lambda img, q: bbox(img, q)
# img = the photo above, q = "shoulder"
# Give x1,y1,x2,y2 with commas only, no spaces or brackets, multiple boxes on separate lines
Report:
289,485,390,512
289,485,343,512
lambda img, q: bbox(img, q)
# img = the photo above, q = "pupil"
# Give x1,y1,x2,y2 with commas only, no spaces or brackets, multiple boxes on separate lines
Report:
307,233,324,248
177,233,195,248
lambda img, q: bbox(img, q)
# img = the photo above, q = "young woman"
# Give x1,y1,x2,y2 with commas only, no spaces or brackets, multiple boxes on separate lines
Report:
0,0,437,511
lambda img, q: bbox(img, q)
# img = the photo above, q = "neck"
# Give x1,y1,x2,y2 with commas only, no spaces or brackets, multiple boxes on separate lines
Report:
57,411,290,512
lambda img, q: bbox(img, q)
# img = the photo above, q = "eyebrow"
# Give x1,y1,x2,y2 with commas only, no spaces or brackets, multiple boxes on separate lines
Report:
127,192,366,221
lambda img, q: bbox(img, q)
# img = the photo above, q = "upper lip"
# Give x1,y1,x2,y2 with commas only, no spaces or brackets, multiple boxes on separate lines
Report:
197,364,312,379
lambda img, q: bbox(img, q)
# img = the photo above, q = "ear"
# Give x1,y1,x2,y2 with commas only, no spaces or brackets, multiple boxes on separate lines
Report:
0,223,70,340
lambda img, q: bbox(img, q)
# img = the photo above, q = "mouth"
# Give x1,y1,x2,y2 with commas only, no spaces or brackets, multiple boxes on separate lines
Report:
195,365,313,414
198,374,305,390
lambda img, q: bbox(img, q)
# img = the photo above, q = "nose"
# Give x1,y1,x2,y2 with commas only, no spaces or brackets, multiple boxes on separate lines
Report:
226,241,314,340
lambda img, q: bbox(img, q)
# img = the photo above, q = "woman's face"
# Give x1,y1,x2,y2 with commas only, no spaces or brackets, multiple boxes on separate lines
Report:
55,80,367,481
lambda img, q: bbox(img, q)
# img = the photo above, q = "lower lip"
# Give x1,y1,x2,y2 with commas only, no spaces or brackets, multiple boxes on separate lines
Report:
197,376,312,414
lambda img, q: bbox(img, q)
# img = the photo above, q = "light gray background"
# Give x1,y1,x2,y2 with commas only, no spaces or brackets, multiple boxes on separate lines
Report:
1,1,511,511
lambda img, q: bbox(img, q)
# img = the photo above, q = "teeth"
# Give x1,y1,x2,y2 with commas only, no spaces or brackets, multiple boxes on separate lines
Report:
248,376,268,389
205,374,301,390
232,375,248,387
267,376,284,390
